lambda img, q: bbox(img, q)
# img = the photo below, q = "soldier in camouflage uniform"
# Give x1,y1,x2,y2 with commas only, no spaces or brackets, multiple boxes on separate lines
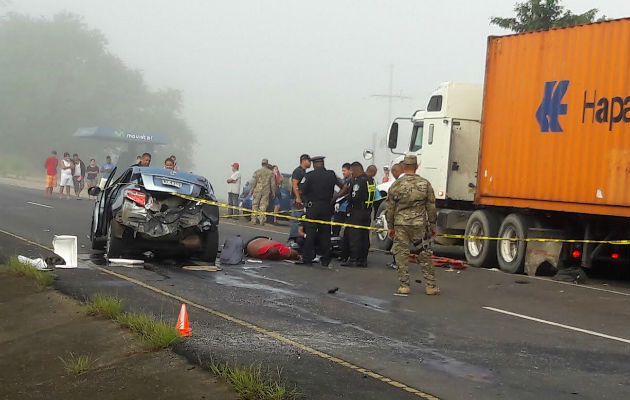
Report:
385,154,439,295
249,158,277,226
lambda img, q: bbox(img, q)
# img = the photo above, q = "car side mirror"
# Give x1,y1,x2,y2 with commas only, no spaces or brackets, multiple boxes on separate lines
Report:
388,123,399,149
88,187,101,196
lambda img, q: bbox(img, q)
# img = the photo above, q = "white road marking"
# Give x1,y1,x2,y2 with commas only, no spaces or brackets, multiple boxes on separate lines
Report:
26,201,53,209
483,306,630,344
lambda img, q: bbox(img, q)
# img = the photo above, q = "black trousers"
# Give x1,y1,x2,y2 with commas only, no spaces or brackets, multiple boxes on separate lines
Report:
331,211,346,237
303,202,333,264
347,209,371,261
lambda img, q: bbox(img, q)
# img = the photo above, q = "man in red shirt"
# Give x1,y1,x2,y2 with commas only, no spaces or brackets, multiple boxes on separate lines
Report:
44,150,58,197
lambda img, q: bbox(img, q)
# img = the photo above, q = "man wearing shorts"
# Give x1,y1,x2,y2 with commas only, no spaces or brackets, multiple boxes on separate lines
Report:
85,159,99,199
44,150,58,197
59,152,74,199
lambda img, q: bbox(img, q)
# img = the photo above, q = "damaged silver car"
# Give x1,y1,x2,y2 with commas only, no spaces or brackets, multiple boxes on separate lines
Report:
89,166,219,261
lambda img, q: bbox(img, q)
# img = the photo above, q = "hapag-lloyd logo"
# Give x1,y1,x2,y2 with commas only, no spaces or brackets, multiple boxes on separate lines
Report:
536,80,569,132
536,80,630,132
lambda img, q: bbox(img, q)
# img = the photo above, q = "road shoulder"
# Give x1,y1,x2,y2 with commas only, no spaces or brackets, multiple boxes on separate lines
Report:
0,270,236,400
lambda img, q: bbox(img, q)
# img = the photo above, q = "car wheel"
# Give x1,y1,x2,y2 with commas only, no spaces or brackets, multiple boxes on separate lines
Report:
91,218,105,250
497,213,533,274
464,210,500,267
202,229,219,263
371,202,393,251
106,220,125,259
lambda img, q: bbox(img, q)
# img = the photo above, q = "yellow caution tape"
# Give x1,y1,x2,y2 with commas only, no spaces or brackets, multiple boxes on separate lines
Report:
163,192,630,245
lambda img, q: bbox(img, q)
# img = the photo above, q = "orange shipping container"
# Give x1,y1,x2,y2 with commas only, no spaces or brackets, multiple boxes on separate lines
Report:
478,19,630,218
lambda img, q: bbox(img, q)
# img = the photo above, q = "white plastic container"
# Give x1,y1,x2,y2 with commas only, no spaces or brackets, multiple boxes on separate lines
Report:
52,235,78,268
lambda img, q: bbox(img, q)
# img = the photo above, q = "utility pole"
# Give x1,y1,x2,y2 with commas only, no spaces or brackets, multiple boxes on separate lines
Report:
370,64,411,167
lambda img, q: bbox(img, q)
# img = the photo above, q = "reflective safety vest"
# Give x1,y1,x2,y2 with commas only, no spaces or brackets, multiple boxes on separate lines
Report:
365,181,376,208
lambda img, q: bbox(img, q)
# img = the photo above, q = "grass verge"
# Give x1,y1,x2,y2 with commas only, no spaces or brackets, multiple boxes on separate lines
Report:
116,312,180,350
4,257,53,288
209,361,301,400
84,292,123,319
84,293,180,350
59,353,98,375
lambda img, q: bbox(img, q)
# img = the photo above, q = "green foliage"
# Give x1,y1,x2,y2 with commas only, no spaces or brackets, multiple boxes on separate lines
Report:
209,361,302,400
4,257,53,288
59,353,98,375
491,0,606,33
0,12,196,171
84,293,123,319
116,312,180,350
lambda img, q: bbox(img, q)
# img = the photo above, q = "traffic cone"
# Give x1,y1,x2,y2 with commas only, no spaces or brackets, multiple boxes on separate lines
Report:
176,303,192,337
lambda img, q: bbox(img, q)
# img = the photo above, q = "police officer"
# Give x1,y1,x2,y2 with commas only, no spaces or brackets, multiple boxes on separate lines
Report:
299,156,342,266
341,162,376,267
385,154,438,295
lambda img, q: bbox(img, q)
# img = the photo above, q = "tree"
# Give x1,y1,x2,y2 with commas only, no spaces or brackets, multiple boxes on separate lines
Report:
491,0,606,33
0,12,196,173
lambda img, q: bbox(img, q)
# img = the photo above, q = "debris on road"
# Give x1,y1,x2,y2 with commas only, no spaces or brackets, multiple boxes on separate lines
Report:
327,287,339,294
108,258,144,265
52,235,78,268
182,265,222,272
17,255,50,271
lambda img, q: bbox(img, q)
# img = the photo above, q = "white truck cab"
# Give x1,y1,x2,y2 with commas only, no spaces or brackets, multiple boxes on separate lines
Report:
372,82,483,249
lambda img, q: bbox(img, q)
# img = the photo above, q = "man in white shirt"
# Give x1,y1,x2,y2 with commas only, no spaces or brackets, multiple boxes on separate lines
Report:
226,163,241,215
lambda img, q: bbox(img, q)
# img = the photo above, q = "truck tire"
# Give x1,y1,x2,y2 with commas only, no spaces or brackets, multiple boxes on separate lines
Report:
371,202,393,251
497,213,531,274
464,210,499,267
202,229,219,264
106,220,126,259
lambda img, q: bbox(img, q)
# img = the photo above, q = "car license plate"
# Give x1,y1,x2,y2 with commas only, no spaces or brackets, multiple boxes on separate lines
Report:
161,179,182,188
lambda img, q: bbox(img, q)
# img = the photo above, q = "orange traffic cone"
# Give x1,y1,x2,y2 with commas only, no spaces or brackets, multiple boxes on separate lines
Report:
176,303,192,337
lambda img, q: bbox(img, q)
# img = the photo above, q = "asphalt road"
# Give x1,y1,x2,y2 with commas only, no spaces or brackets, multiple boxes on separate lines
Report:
1,183,629,400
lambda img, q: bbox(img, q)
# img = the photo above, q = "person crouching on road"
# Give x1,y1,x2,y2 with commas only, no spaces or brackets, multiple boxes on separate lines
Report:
341,162,375,267
385,154,439,295
250,158,276,226
298,156,343,267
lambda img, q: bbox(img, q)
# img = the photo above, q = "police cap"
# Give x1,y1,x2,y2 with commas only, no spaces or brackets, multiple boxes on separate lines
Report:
310,156,325,162
403,154,418,165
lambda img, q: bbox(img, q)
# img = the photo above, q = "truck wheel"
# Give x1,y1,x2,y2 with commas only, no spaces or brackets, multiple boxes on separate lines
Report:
371,202,393,251
106,220,126,259
464,210,499,267
202,229,219,264
497,213,531,274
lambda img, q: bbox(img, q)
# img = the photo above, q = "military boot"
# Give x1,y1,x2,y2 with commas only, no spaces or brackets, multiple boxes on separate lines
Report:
397,286,410,295
425,287,440,295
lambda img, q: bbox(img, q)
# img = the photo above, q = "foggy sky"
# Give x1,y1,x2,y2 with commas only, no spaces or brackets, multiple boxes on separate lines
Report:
6,0,628,198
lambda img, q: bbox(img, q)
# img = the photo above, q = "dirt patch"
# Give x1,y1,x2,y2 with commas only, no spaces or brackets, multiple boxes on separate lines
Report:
0,271,236,400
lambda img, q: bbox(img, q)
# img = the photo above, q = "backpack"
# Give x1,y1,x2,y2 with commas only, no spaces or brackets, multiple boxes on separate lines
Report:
220,235,244,265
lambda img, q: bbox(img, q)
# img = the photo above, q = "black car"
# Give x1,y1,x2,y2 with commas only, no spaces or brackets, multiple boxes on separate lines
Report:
89,166,219,262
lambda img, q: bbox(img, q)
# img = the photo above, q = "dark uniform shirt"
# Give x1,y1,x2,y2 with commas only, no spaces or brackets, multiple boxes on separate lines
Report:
291,166,306,199
348,173,376,211
301,167,341,203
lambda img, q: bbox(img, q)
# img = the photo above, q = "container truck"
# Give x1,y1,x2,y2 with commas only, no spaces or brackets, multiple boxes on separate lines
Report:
375,19,630,275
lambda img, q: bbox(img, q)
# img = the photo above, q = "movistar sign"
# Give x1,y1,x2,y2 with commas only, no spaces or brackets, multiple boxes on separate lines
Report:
536,80,569,132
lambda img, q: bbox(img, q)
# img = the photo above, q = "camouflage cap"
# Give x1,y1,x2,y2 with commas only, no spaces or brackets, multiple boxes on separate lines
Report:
403,154,418,165
262,158,269,165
